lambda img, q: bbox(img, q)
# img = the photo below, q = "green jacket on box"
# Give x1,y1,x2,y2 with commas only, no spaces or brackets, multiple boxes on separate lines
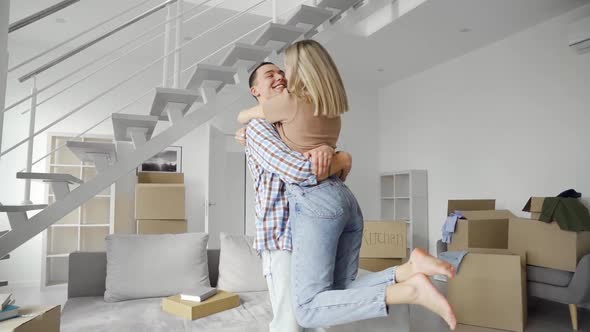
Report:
540,197,590,232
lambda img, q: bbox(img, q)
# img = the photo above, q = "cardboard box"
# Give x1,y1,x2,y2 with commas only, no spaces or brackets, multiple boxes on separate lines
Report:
359,258,403,272
135,184,185,220
448,210,513,251
447,250,526,332
162,291,240,320
0,305,60,332
523,197,546,220
137,219,187,234
360,221,407,258
138,172,184,184
509,217,590,272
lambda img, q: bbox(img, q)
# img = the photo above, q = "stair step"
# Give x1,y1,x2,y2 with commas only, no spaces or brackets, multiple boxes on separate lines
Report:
66,141,117,167
185,64,237,92
0,204,48,212
0,281,7,287
317,0,362,11
286,5,334,29
0,230,7,237
149,88,201,121
0,254,9,260
253,23,306,50
16,172,83,184
112,113,159,141
220,43,274,68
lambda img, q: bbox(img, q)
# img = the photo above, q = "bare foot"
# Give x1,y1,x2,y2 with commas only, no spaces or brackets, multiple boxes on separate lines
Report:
386,274,457,331
409,248,455,279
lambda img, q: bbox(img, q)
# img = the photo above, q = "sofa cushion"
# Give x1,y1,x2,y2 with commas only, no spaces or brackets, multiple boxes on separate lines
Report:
217,233,268,292
105,233,209,302
527,265,573,287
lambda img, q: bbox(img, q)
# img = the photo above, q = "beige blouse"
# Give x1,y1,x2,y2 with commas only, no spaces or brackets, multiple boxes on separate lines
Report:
262,89,341,154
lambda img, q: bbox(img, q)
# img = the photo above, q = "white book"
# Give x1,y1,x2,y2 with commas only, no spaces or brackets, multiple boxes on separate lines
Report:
180,287,217,303
0,305,19,322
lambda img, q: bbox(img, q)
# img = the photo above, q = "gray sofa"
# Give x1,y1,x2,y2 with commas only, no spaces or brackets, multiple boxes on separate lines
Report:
62,250,410,332
437,240,590,331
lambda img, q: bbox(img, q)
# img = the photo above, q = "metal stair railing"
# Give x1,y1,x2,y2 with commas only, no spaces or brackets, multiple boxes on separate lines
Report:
2,0,319,205
15,0,223,116
0,0,267,159
8,0,80,33
8,0,157,73
18,0,181,83
5,0,217,115
20,0,333,173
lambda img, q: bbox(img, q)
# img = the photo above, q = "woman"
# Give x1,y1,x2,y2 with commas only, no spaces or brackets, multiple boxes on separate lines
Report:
238,40,456,330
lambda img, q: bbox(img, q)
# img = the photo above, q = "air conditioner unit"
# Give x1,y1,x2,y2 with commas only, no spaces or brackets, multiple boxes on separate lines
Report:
568,15,590,54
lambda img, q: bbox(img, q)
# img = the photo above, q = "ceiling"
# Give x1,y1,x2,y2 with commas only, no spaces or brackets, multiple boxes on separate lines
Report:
7,0,590,88
7,0,279,50
324,0,590,87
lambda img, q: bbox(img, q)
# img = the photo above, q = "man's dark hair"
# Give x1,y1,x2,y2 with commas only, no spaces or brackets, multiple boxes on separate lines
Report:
249,61,275,89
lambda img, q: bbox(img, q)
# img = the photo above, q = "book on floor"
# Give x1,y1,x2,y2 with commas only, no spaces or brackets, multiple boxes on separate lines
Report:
0,304,20,322
180,286,217,303
0,293,12,311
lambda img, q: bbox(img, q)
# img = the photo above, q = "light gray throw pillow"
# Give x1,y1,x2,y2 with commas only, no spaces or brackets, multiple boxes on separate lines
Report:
217,233,268,292
105,233,210,302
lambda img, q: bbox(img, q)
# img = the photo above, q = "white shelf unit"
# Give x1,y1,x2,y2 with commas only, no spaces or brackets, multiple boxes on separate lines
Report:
41,134,115,287
380,170,428,250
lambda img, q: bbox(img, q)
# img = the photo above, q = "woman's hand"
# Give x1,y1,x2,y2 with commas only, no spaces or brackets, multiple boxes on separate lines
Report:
235,127,246,146
337,152,352,181
304,145,335,179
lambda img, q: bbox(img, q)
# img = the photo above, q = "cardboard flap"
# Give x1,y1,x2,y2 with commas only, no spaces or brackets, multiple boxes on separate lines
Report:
466,219,509,249
460,210,514,220
522,197,544,213
448,199,495,215
466,248,526,267
136,183,185,189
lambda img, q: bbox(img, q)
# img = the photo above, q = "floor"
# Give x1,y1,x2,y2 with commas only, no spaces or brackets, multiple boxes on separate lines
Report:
410,296,588,332
2,282,588,331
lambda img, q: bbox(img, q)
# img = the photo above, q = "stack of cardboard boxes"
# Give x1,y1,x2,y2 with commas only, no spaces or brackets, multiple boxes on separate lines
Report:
135,172,187,234
445,200,525,332
445,197,590,331
512,197,590,272
358,221,408,272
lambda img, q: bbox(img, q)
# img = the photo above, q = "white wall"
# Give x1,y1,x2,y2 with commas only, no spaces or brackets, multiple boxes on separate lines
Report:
378,4,590,254
339,83,381,220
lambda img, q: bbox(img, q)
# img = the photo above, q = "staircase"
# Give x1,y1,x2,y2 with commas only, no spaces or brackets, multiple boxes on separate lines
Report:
0,0,401,282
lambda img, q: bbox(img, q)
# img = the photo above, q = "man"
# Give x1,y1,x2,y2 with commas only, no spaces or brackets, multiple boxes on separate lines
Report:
235,62,352,332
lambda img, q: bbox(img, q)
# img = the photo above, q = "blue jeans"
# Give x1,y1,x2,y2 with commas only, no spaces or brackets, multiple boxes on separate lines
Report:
286,177,396,328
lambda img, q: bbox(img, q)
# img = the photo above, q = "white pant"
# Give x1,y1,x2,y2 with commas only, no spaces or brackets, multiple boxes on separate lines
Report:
261,250,326,332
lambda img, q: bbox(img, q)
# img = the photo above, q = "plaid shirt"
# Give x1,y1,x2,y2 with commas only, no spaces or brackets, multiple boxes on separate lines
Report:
245,119,317,252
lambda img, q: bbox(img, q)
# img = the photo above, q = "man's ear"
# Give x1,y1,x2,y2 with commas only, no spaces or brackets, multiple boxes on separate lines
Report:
250,86,260,98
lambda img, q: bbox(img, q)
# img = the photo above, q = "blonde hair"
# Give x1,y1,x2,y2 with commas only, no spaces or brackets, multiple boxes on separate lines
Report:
285,40,348,118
